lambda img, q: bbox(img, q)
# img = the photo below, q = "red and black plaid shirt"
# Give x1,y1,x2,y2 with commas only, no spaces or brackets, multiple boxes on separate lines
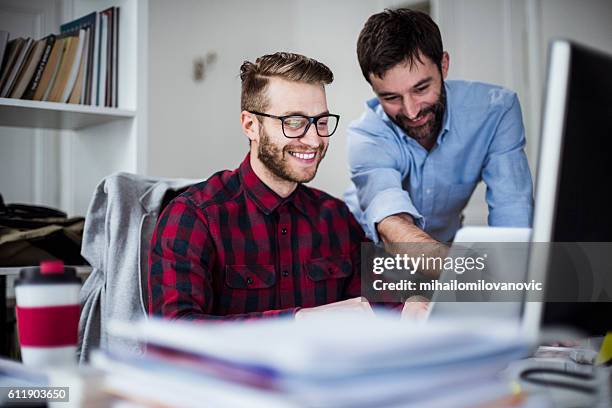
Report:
148,154,367,321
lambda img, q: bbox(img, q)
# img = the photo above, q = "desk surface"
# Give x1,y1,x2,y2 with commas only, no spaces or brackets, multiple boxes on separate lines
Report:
0,266,92,276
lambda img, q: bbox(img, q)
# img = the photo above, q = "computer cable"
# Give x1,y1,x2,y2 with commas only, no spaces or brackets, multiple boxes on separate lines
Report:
519,367,597,394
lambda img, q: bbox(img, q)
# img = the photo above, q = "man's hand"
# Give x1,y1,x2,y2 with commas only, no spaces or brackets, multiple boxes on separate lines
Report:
377,213,449,278
295,297,374,321
400,295,430,320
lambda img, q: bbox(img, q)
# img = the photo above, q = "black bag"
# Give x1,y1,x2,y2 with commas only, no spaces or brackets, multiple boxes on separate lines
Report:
0,194,87,266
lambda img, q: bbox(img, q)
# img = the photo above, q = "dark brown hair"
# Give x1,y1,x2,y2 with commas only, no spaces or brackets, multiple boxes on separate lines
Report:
357,9,443,82
240,52,333,112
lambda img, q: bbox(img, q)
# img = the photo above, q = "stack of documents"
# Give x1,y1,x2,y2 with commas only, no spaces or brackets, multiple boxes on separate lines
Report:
93,314,531,407
0,358,108,407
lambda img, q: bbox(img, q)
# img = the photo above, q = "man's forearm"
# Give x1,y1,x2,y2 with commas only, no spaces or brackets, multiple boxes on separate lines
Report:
168,307,300,321
376,213,437,244
376,213,447,278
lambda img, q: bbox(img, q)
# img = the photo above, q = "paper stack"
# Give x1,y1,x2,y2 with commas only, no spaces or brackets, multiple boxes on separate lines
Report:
0,358,109,407
47,366,108,408
92,313,531,407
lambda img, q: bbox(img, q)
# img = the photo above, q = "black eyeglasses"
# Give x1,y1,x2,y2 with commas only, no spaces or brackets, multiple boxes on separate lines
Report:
249,111,340,138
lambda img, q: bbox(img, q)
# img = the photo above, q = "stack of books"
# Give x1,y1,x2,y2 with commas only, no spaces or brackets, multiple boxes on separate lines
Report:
0,6,119,107
92,314,531,407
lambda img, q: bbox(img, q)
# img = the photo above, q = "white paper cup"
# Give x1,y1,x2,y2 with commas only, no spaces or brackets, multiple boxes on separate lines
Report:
15,260,81,367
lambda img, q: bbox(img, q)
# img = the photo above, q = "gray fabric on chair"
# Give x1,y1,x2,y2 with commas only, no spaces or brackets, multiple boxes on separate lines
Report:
77,172,200,363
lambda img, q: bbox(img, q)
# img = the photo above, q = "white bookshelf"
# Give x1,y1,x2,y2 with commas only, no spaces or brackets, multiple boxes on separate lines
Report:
0,97,135,129
0,0,148,216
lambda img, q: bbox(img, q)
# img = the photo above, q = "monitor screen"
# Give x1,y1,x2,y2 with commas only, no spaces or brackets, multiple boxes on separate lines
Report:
524,40,612,338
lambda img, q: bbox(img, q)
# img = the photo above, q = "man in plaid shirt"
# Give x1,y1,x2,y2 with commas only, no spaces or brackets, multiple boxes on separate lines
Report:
148,52,381,321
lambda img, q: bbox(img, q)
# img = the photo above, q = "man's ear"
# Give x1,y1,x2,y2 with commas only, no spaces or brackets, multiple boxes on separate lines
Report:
241,111,260,144
441,51,450,80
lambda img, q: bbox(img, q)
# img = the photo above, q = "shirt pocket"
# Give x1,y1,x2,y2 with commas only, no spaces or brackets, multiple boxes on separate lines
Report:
301,255,353,307
225,264,276,289
222,264,277,314
306,256,353,281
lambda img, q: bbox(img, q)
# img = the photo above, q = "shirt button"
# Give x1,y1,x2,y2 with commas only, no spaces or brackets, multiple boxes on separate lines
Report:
282,270,289,277
426,188,432,194
281,228,287,235
246,277,253,285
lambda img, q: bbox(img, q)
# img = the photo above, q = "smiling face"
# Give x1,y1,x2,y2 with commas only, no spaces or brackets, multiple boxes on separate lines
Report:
370,52,449,149
243,77,330,193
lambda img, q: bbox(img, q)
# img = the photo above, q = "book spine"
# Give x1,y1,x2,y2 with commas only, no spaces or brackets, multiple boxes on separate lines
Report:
91,13,100,106
78,28,90,104
113,7,119,107
42,36,70,101
60,29,86,103
22,35,56,100
98,15,107,107
1,38,32,97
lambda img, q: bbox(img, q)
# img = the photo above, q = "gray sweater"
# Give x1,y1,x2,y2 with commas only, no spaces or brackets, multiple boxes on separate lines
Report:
77,172,199,363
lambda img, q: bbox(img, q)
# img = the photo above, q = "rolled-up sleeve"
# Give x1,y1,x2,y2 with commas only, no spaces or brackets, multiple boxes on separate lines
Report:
346,126,424,243
482,94,534,227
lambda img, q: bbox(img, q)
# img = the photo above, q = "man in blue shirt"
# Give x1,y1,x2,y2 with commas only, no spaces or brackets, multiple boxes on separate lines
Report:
345,9,534,245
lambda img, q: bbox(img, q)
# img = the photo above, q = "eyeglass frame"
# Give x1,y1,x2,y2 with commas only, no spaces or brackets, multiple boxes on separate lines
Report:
248,111,340,138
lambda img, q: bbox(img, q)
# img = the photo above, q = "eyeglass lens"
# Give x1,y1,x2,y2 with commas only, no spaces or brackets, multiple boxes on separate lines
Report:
282,115,338,138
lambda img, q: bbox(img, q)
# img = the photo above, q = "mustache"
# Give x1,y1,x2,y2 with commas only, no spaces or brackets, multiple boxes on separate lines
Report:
395,87,446,126
396,102,442,126
283,145,324,154
283,143,328,161
399,106,435,123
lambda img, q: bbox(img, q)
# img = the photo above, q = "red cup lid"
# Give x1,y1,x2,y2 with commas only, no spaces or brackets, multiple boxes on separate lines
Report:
40,260,64,275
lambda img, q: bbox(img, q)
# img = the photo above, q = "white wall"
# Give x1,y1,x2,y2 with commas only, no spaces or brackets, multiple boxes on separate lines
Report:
436,0,530,225
539,0,612,58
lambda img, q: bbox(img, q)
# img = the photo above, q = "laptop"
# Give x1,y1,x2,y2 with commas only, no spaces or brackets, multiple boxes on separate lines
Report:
425,226,532,323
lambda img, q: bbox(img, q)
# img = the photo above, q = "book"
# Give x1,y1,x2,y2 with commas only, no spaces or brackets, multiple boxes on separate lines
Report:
33,37,66,101
9,37,47,99
0,37,23,92
61,11,98,105
22,34,56,100
0,31,9,74
98,14,108,107
0,37,33,97
68,29,89,104
78,28,91,104
91,13,100,105
60,11,97,36
60,28,87,102
101,7,113,107
112,7,119,107
45,34,80,102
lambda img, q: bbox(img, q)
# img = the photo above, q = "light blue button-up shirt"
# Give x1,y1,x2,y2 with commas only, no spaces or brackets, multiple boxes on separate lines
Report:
344,80,534,243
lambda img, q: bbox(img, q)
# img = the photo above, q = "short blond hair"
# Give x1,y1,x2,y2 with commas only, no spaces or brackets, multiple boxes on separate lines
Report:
240,52,333,112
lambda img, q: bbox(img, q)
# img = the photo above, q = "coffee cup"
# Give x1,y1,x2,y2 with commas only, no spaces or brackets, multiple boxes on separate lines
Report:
15,260,81,366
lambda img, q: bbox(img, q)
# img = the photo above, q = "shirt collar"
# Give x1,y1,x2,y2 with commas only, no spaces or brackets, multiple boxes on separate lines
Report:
238,153,310,216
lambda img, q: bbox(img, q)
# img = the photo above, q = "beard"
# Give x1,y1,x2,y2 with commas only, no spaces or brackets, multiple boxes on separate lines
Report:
257,128,327,184
393,84,446,143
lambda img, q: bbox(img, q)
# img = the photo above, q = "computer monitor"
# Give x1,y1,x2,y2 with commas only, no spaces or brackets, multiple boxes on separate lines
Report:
522,40,612,341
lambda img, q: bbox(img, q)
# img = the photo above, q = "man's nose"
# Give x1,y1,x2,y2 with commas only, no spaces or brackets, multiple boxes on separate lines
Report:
402,96,420,119
299,124,321,148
